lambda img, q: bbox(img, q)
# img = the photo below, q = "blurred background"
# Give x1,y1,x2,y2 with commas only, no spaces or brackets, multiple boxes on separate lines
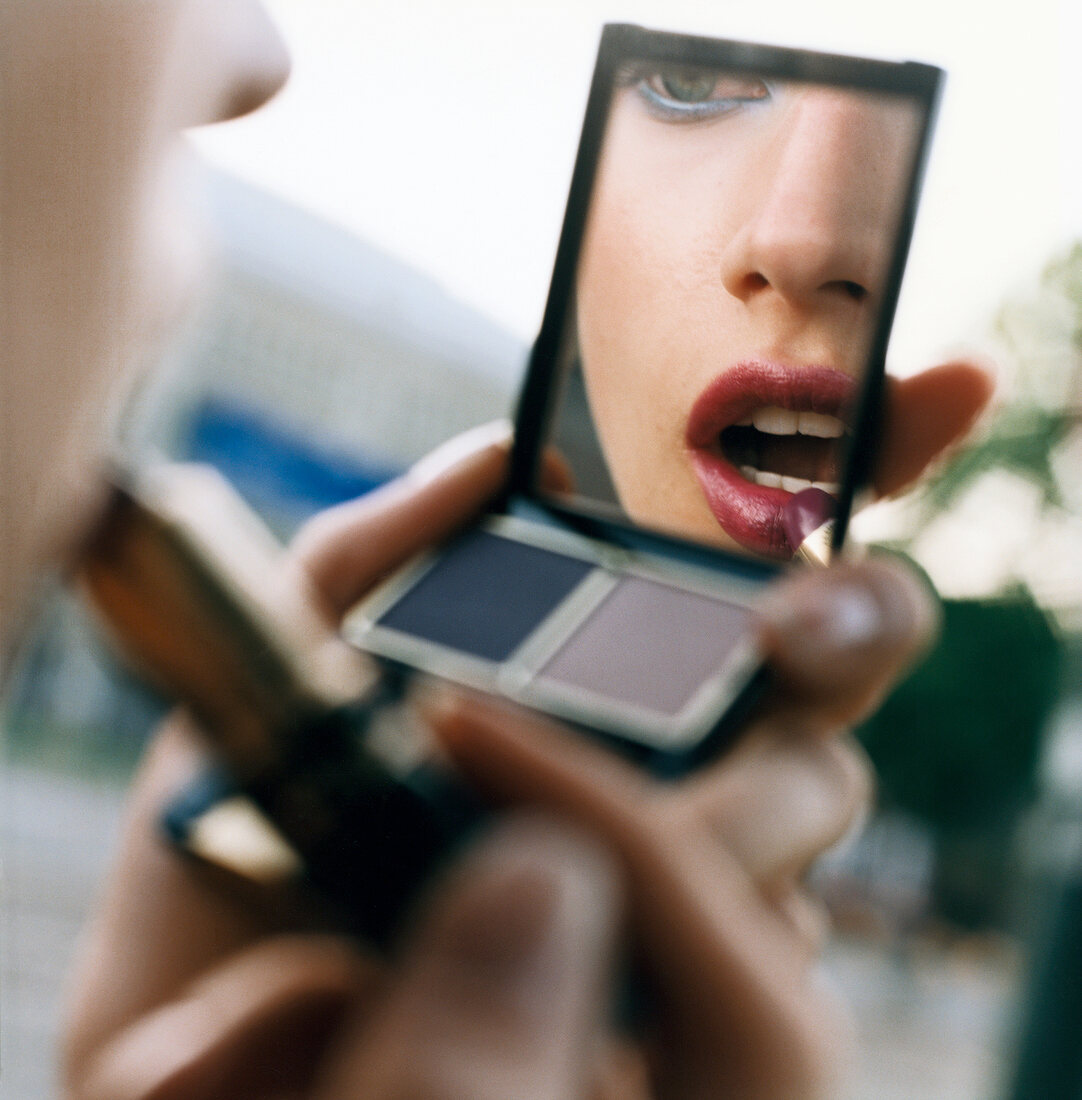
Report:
2,1,1080,1096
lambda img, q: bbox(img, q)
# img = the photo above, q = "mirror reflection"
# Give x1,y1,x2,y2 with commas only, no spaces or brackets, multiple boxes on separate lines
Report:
544,62,923,561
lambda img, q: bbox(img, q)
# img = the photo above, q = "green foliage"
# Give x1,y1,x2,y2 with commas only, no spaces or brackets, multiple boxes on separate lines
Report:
917,404,1071,518
908,242,1081,529
859,591,1062,833
859,244,1081,926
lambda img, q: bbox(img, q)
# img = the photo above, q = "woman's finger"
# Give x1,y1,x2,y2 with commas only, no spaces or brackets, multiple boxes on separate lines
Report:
289,421,512,621
874,360,994,497
755,554,940,726
672,731,871,883
768,882,832,959
425,693,853,1098
311,817,619,1100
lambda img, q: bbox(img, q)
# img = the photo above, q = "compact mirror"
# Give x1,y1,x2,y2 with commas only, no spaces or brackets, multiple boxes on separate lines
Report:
512,24,941,564
345,26,943,771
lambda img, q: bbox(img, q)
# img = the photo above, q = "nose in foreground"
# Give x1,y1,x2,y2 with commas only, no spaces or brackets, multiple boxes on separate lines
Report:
201,0,292,126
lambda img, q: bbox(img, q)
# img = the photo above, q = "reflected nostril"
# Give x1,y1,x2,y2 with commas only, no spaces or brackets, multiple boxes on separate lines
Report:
725,267,869,305
839,280,866,302
730,272,769,299
224,63,289,121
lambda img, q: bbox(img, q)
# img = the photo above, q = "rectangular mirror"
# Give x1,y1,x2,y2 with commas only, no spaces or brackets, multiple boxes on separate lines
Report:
513,24,941,562
344,25,944,771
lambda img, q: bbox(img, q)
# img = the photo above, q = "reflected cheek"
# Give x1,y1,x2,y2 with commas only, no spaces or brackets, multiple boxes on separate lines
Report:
575,181,755,553
579,214,662,435
578,244,652,498
578,208,696,507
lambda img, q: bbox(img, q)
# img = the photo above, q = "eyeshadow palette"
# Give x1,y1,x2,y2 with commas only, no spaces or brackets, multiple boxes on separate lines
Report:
345,516,759,758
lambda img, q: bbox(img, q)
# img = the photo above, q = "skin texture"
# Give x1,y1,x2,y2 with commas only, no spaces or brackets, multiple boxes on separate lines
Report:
574,70,989,558
2,6,989,1097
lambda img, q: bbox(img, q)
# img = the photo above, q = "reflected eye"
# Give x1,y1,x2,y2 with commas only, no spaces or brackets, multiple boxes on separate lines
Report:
634,68,771,122
657,71,721,103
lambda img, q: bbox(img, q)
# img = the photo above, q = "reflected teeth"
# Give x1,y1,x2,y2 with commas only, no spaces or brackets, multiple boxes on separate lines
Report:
745,406,845,437
798,411,845,438
752,407,798,434
741,466,781,489
739,466,840,494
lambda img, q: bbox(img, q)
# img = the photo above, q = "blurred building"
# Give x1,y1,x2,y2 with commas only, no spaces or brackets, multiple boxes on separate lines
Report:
129,167,526,528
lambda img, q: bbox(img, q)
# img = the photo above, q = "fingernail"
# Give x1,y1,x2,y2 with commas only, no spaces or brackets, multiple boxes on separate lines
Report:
413,681,467,731
416,684,501,759
761,579,884,657
821,583,883,649
406,420,512,485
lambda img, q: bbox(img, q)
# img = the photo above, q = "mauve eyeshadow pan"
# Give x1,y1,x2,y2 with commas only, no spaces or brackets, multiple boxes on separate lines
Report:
535,575,751,717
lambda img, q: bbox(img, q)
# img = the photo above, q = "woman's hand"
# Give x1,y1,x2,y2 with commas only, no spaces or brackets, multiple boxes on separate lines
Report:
420,553,935,1099
875,360,995,496
63,419,943,1099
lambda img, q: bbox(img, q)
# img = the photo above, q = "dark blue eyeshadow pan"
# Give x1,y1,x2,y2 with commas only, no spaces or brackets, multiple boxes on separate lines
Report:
375,529,593,662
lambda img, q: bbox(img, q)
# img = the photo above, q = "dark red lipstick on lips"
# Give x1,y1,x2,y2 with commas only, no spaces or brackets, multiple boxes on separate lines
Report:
685,362,854,559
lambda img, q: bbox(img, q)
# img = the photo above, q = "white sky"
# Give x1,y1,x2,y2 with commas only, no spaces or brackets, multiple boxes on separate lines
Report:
193,0,1082,374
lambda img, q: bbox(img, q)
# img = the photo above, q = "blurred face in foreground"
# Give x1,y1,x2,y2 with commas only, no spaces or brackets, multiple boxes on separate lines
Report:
0,0,290,665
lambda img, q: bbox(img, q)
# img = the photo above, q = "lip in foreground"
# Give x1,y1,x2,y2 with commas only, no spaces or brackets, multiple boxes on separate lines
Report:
685,361,856,558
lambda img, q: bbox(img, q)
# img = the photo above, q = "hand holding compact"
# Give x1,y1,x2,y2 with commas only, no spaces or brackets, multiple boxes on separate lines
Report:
65,423,943,1100
420,556,934,1099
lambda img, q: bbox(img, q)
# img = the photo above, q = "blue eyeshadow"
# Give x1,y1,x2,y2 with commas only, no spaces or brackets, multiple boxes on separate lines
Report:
375,528,593,662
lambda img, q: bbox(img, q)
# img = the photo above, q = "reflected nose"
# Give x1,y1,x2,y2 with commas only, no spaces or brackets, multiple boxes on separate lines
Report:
719,91,896,311
201,0,292,126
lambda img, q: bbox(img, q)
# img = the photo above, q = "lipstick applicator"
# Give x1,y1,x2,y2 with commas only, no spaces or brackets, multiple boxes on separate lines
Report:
78,461,484,946
782,487,837,567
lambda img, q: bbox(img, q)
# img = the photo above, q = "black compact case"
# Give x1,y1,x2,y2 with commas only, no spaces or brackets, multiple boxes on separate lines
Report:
342,23,945,774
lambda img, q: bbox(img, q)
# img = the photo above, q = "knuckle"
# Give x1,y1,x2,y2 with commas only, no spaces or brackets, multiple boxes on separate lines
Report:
783,734,874,855
820,735,874,822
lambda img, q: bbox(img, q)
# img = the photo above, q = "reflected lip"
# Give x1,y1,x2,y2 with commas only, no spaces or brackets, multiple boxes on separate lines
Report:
685,360,856,558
